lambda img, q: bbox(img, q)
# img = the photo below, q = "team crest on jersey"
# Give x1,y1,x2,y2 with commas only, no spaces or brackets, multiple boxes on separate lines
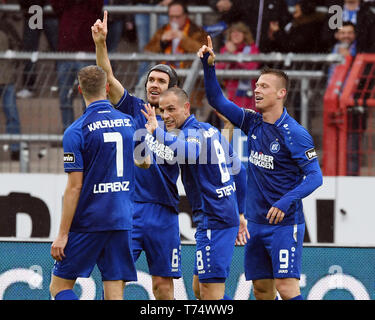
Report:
64,152,75,163
305,148,318,160
269,140,280,153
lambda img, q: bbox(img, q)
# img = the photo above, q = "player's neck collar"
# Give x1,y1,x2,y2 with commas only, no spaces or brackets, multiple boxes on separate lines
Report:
273,107,288,127
87,99,112,110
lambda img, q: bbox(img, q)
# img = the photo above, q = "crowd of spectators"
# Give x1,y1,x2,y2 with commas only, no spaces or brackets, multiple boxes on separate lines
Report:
1,0,375,158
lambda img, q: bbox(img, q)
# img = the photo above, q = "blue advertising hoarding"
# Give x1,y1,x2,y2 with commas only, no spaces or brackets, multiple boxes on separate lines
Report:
0,242,373,300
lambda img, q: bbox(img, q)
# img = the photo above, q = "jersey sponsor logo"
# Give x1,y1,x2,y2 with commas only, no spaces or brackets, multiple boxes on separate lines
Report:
270,140,280,153
245,108,256,114
216,181,236,198
93,181,130,194
305,148,318,160
249,150,274,170
186,137,201,145
278,269,289,274
87,118,132,132
145,133,174,161
63,153,75,163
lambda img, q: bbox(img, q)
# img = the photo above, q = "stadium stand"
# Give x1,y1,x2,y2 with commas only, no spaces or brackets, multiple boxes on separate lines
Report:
0,2,373,176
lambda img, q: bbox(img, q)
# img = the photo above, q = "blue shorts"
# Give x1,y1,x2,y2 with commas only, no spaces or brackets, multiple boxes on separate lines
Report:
132,202,181,278
52,230,137,282
193,226,237,283
244,222,305,280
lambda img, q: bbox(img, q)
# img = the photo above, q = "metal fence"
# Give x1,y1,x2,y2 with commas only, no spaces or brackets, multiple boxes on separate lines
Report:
0,51,343,173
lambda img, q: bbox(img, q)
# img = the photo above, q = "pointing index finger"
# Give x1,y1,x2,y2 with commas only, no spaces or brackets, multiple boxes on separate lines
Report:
103,10,108,27
207,35,213,49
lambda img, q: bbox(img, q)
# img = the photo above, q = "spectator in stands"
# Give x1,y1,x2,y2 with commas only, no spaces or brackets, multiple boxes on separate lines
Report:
332,21,357,58
105,0,134,53
134,1,172,54
132,1,172,78
327,21,357,83
0,13,21,160
218,0,292,53
322,0,375,53
50,0,103,132
216,22,259,110
16,0,58,99
266,0,328,53
342,0,375,52
205,0,240,49
144,0,208,69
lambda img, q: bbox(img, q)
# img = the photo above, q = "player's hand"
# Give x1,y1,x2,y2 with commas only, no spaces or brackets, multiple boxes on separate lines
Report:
91,10,108,44
197,35,216,66
141,103,159,134
51,234,68,261
236,214,250,245
266,207,285,224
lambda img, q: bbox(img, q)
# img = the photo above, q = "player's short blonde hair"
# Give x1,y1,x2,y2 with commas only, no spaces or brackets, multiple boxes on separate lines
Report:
78,65,107,99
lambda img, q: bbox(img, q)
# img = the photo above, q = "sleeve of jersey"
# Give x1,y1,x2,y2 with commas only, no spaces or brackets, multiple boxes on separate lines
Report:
273,128,323,214
62,128,84,172
114,88,139,117
201,53,246,129
272,160,323,214
153,127,201,162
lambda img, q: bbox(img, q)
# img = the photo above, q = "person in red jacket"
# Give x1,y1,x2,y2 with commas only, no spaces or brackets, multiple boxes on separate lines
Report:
216,22,259,110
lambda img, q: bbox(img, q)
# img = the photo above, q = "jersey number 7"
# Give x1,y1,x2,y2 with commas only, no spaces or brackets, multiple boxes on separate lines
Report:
103,132,124,177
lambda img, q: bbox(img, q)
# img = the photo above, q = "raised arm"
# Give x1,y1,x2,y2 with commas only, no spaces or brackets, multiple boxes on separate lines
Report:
198,36,244,128
91,10,125,105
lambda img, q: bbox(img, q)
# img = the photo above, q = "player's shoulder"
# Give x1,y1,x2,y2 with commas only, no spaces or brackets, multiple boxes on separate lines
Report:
64,114,85,136
117,90,144,106
279,113,315,148
111,107,136,122
244,107,261,120
280,112,310,135
196,121,221,139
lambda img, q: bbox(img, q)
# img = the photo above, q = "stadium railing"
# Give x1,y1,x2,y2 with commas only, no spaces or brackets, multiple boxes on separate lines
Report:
0,51,343,173
323,53,375,176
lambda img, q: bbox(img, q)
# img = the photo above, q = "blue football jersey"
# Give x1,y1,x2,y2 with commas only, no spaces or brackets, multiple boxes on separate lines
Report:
154,115,240,229
63,100,135,232
115,90,180,212
240,107,320,225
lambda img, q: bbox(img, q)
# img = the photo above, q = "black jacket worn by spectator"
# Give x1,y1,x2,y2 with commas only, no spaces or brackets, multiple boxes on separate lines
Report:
267,11,328,53
321,1,375,53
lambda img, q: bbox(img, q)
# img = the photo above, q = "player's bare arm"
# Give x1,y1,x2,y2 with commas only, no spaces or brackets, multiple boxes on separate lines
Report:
91,10,125,104
51,171,83,261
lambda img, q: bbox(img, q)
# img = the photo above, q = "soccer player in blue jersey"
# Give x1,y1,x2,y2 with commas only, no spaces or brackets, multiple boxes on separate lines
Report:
141,87,248,300
49,65,137,300
198,36,323,300
92,11,181,299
